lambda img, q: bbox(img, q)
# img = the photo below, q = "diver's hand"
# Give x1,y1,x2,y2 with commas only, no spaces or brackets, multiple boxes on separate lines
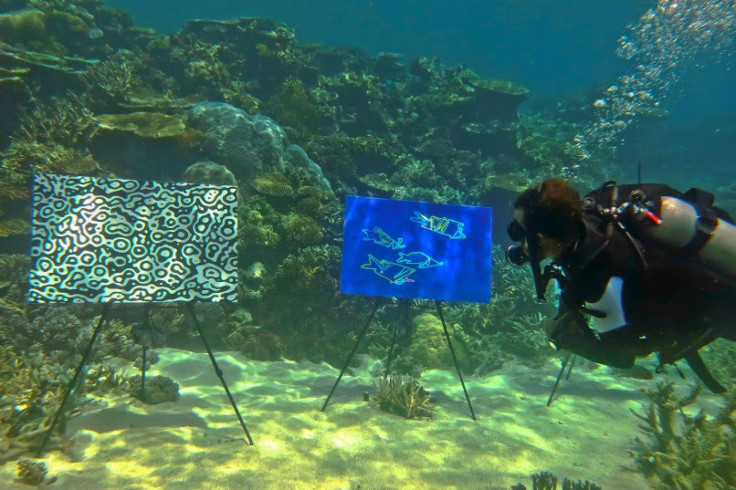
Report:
544,308,588,343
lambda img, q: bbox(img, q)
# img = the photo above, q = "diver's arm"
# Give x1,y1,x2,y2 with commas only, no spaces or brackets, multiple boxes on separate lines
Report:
545,306,637,369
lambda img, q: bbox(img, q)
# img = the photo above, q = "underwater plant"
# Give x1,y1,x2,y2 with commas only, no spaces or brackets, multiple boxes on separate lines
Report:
510,470,602,490
629,381,736,489
370,374,435,419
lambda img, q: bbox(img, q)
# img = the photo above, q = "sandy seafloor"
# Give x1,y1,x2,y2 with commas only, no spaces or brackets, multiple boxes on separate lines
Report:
0,347,725,489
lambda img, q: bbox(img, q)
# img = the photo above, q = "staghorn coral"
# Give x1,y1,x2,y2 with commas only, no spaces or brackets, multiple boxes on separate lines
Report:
370,374,434,419
0,344,128,464
630,381,736,489
12,97,97,148
16,457,55,486
0,97,101,202
0,346,77,462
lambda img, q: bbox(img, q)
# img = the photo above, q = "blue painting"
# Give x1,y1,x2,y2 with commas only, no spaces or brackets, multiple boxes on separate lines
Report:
340,196,492,303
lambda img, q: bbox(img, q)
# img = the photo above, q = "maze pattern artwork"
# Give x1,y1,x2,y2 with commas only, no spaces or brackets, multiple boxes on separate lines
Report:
29,174,238,303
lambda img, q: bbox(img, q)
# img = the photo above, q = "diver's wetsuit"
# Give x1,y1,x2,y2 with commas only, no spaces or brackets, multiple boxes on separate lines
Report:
549,184,736,384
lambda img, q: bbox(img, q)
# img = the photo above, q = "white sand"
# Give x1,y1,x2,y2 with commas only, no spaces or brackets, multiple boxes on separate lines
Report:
0,347,723,489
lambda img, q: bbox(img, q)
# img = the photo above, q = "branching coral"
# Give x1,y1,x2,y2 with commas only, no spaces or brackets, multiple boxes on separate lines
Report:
371,374,435,419
270,78,322,135
0,346,76,462
511,470,602,490
0,97,100,202
281,212,323,245
13,97,97,148
630,382,736,489
0,343,128,463
16,457,55,486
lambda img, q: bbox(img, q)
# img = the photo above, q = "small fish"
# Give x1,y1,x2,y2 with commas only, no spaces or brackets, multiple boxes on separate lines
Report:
410,211,466,239
361,254,415,285
361,226,406,249
396,251,443,269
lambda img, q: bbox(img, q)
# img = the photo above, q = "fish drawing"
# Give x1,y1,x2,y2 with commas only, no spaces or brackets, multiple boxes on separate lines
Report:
410,211,466,239
361,254,416,285
396,251,443,269
361,226,406,249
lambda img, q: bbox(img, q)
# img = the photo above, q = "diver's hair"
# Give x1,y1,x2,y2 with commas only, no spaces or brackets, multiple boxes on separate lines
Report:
515,178,582,243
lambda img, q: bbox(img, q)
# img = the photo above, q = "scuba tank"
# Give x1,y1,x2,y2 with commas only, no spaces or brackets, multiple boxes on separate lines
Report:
628,194,736,281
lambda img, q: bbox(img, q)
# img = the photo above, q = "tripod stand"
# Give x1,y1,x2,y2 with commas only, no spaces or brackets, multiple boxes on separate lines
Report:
321,298,476,420
35,301,254,457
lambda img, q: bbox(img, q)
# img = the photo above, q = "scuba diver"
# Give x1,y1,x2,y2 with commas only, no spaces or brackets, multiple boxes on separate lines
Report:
506,178,736,392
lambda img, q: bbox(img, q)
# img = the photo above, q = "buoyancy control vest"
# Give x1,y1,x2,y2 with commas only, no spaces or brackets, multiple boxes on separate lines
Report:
565,182,736,391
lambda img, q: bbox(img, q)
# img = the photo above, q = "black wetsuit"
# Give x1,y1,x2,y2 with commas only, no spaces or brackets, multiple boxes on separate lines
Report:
550,183,736,390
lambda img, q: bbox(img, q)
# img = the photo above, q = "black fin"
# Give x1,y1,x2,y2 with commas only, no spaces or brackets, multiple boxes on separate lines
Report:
685,351,726,394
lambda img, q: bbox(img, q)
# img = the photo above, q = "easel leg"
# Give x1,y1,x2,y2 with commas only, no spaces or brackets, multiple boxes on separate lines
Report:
140,345,148,400
384,298,411,378
547,353,574,407
435,300,476,421
187,302,254,445
35,303,111,457
321,297,382,411
384,326,399,378
139,304,154,401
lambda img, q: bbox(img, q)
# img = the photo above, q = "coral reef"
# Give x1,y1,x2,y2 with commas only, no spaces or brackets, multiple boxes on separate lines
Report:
0,1,618,467
370,375,435,419
128,375,180,405
94,111,187,139
182,160,237,186
630,382,736,489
